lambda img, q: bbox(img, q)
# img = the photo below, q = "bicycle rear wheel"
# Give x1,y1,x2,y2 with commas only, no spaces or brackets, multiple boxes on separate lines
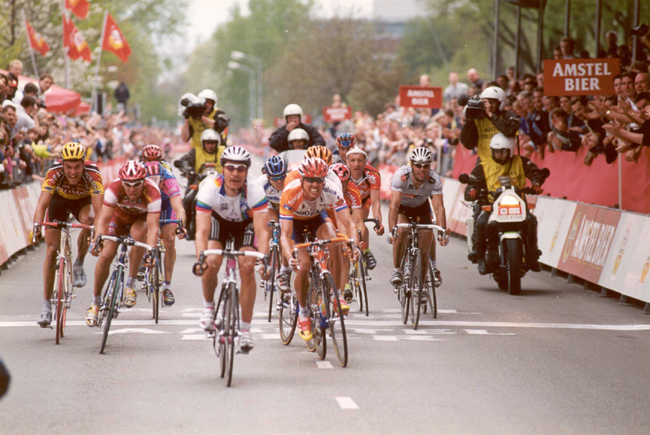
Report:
409,251,422,330
307,278,325,357
225,283,238,387
214,288,227,375
150,249,161,324
324,273,347,367
426,261,438,319
279,287,298,345
399,255,410,325
267,246,279,322
357,259,369,317
100,268,123,354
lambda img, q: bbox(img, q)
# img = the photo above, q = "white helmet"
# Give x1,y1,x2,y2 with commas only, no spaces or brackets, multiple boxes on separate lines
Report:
480,86,505,104
288,128,309,142
198,89,217,105
408,147,434,164
220,145,251,168
283,104,303,120
489,133,516,152
200,129,221,150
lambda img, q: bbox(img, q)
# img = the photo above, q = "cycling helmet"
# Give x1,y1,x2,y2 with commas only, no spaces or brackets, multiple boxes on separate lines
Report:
119,160,147,181
305,146,332,166
198,89,217,105
264,155,288,177
331,163,351,183
201,129,221,152
480,86,505,104
409,147,434,164
283,104,303,120
298,157,328,178
336,133,356,148
142,144,163,161
288,128,309,143
60,142,85,161
346,146,367,159
220,145,251,168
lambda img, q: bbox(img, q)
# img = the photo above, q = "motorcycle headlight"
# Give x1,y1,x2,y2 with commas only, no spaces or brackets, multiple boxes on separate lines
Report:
500,195,520,206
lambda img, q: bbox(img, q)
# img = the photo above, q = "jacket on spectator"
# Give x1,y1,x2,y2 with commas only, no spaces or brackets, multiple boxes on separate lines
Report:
269,123,325,153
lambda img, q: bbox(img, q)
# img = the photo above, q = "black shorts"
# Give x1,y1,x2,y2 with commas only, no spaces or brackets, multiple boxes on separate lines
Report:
397,201,433,225
291,210,329,242
45,193,92,226
209,212,255,250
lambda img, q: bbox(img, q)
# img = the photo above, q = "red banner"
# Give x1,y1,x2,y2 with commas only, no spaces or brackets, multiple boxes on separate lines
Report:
543,58,620,96
101,13,132,63
25,19,50,56
62,14,92,62
65,0,89,20
377,163,399,200
398,86,443,109
323,106,352,123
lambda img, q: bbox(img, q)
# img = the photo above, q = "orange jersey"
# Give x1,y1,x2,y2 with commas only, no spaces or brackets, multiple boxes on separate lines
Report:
344,181,363,209
350,164,380,202
279,178,347,221
41,161,104,200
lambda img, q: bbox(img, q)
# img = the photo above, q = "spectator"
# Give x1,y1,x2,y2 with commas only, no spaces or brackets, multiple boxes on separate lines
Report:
547,108,581,152
443,72,469,102
7,60,22,77
467,68,484,90
114,82,130,108
635,71,649,94
560,37,576,59
553,46,563,59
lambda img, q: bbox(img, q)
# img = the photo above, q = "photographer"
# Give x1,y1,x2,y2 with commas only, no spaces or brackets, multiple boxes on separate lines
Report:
180,89,229,151
459,86,520,163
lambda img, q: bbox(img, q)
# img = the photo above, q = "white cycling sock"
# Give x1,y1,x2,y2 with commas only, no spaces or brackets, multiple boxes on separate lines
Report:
126,277,136,288
299,305,309,317
240,321,251,331
281,266,292,273
92,295,101,306
204,301,215,310
431,260,437,269
393,268,401,273
43,299,52,311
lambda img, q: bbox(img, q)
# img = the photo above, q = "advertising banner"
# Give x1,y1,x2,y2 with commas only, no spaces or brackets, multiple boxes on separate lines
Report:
535,197,577,268
557,204,621,283
398,86,443,109
323,106,352,123
377,163,399,200
543,58,620,96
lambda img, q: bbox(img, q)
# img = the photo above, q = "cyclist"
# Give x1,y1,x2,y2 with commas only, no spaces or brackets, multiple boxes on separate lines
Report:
85,161,161,326
332,132,355,165
283,146,340,189
269,104,326,153
32,142,104,327
258,155,291,291
279,158,360,342
330,163,365,302
388,147,448,289
346,146,384,270
141,144,187,306
180,89,229,150
194,146,270,353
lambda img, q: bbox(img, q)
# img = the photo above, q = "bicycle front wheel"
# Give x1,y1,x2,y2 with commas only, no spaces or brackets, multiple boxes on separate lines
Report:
399,254,410,325
100,268,123,354
357,259,369,317
279,287,298,345
225,283,238,387
426,261,438,319
324,273,348,367
267,246,279,322
409,250,422,330
150,250,161,324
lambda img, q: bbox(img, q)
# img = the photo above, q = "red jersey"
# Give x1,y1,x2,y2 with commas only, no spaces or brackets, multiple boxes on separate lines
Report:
351,164,380,202
344,181,363,210
103,178,161,215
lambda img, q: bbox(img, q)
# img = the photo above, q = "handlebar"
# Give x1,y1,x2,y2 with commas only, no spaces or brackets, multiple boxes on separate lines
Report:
293,236,350,251
160,218,185,236
33,221,94,244
96,234,153,251
363,218,381,230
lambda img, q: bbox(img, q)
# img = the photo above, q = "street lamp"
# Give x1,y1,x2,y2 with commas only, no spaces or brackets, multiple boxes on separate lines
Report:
230,51,263,121
227,61,256,125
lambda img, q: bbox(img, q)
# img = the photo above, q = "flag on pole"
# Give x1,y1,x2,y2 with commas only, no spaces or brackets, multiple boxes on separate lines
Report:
101,13,132,63
63,14,92,62
65,0,89,20
25,19,50,56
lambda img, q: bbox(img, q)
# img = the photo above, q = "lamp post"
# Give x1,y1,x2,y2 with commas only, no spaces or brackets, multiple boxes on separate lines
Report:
230,51,263,122
227,61,256,125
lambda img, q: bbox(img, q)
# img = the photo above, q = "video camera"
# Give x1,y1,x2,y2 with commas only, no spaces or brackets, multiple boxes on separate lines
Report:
458,93,485,120
178,93,207,119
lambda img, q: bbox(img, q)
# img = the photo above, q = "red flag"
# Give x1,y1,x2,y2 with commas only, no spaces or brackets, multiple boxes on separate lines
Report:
65,0,89,20
101,13,132,63
25,19,50,56
62,14,92,62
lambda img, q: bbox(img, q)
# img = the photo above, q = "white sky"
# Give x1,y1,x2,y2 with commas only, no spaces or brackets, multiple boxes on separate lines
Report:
186,0,374,47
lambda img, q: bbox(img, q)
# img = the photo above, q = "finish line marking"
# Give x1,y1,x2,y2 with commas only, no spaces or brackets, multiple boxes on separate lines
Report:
336,397,359,410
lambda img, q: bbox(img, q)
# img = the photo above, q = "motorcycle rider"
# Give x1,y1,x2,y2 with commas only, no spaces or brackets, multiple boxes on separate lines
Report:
464,133,549,275
269,104,326,153
460,86,520,263
176,129,224,240
180,89,229,149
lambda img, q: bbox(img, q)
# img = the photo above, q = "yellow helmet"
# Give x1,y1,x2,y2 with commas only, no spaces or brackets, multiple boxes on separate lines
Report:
305,146,332,166
60,142,86,161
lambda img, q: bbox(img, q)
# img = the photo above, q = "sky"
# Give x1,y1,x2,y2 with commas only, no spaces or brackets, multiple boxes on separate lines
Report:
186,0,374,47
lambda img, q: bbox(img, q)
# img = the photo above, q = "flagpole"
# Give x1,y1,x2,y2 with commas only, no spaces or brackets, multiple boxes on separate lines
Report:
91,11,108,113
21,10,40,78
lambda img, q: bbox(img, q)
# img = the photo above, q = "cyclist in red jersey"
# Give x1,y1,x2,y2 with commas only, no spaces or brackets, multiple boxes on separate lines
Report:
346,147,384,269
85,161,161,326
32,142,104,327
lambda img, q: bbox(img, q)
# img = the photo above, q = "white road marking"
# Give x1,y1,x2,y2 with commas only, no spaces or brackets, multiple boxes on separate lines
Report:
336,397,359,410
182,335,210,341
404,329,455,335
374,336,398,341
403,336,444,341
354,328,394,334
465,329,516,336
179,328,204,334
101,328,168,335
262,333,281,340
316,361,333,369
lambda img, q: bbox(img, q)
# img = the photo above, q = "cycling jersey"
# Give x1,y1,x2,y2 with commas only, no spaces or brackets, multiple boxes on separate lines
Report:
279,178,347,221
390,165,442,208
350,164,381,203
145,162,181,202
284,168,343,192
103,178,162,215
344,181,363,210
41,161,104,200
257,174,282,209
195,174,268,222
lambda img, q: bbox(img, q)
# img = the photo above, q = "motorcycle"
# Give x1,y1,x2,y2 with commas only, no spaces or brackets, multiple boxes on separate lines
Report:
174,161,218,240
459,173,544,295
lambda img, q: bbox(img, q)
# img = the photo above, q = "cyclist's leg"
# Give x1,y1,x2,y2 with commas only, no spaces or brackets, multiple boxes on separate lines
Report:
42,227,61,301
235,221,257,326
72,201,93,287
360,202,371,249
92,240,119,299
161,221,176,283
316,220,349,313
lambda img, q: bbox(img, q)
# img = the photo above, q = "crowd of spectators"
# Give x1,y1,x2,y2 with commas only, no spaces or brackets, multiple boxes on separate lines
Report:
0,59,175,189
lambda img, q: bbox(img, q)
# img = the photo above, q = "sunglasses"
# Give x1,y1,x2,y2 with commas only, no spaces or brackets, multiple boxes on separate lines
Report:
304,177,324,184
413,163,430,169
270,174,286,182
339,141,352,148
123,180,144,188
224,164,248,173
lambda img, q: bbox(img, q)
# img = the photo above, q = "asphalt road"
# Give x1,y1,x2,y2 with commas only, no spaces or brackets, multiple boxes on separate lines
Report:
2,201,650,434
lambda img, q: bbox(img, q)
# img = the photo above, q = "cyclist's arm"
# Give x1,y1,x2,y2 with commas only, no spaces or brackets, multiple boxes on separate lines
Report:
90,194,103,223
194,210,211,259
388,189,402,233
93,204,114,243
252,210,270,256
430,194,447,230
280,218,294,263
169,195,187,229
335,206,359,245
145,212,160,248
370,189,382,227
351,208,364,237
33,190,53,225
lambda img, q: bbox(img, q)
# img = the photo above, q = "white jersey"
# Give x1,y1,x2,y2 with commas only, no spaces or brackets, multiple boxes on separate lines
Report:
390,165,442,208
279,177,347,221
196,174,268,222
